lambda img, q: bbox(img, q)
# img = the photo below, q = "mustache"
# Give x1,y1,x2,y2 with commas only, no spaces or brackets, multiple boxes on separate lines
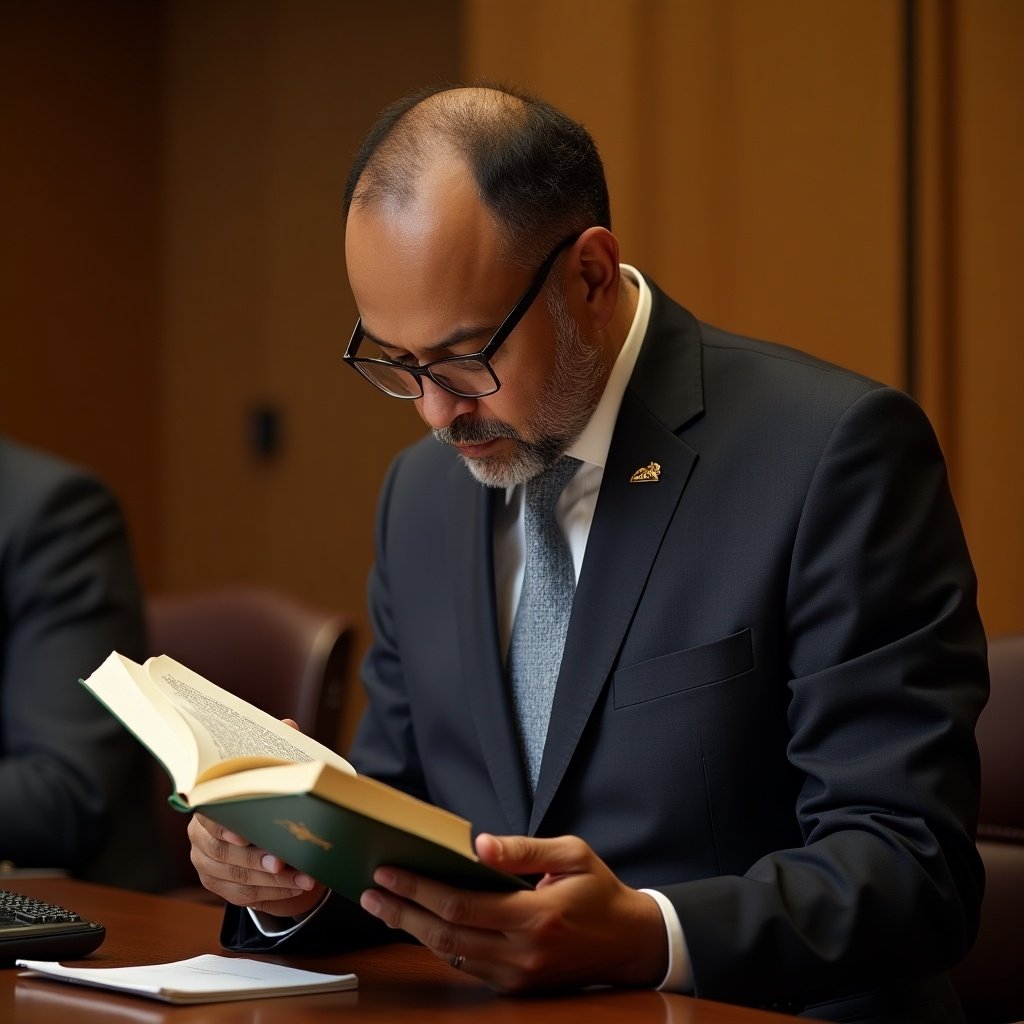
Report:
434,417,523,447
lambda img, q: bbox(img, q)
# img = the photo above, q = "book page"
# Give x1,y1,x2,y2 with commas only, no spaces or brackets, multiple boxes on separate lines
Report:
146,657,355,783
79,653,354,795
16,955,357,1004
81,652,201,793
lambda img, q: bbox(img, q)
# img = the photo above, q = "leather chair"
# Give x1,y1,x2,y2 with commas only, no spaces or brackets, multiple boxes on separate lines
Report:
952,633,1024,1024
145,586,353,896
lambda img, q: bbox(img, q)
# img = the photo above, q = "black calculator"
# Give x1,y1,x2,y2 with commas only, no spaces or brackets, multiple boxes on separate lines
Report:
0,889,105,963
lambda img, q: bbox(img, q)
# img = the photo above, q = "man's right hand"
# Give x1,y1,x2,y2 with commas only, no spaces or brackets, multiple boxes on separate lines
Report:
188,813,327,917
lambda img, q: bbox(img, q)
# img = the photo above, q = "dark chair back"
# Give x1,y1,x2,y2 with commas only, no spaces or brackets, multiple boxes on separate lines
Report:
952,633,1024,1024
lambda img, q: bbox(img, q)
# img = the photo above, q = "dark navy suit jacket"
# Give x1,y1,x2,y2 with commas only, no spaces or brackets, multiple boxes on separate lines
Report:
226,282,988,1021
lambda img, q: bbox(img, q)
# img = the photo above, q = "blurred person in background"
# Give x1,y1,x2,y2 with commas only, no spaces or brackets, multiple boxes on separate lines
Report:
0,434,169,891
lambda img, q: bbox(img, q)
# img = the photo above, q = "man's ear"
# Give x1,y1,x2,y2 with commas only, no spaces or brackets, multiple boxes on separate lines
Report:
573,227,621,333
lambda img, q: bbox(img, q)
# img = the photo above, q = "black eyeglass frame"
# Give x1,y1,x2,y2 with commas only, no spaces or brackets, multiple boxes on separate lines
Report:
343,232,580,400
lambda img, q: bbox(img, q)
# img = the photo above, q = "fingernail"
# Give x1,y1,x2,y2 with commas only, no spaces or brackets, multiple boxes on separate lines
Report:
360,891,381,915
373,867,396,888
295,874,315,890
261,854,280,871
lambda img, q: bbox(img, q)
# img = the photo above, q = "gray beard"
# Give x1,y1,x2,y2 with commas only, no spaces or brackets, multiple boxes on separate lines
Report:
433,288,606,488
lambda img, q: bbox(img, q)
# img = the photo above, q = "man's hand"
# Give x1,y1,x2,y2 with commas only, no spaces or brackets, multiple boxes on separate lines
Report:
187,716,326,918
187,813,326,917
358,833,668,992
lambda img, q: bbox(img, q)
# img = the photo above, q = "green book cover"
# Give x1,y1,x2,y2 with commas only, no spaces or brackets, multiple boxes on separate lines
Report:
188,785,528,903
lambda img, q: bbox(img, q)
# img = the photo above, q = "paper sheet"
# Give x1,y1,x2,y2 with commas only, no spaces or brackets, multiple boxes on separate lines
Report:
16,953,358,1004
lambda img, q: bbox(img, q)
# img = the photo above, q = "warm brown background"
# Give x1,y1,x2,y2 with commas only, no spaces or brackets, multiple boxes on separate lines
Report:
2,0,1021,754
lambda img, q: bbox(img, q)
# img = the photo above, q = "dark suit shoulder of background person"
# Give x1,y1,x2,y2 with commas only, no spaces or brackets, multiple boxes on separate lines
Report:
0,435,171,891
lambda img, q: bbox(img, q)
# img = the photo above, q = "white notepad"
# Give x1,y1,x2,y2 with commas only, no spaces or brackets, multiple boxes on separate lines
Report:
16,954,358,1004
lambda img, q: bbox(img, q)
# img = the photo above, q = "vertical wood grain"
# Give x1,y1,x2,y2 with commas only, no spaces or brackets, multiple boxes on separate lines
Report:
0,0,161,585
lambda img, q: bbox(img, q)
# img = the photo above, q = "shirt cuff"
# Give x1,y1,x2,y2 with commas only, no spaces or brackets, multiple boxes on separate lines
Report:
247,887,332,938
639,888,694,992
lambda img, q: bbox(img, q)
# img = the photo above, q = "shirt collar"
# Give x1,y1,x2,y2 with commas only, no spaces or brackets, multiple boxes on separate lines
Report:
565,264,650,470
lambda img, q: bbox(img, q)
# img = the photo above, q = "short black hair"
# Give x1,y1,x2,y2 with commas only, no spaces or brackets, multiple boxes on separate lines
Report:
343,83,611,264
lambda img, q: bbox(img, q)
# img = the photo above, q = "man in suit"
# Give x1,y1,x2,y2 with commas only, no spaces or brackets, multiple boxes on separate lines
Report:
0,435,169,891
191,85,988,1020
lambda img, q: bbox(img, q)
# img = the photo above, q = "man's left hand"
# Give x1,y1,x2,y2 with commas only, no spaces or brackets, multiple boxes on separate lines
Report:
358,833,668,992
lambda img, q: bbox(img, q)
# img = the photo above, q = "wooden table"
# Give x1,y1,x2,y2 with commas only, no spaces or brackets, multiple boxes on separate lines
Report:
1,877,799,1023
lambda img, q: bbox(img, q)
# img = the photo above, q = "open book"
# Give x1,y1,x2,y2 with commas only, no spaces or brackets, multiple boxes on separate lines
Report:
81,652,527,902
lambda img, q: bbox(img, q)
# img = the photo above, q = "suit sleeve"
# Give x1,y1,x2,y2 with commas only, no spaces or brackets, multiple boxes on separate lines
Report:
0,468,147,871
663,387,988,1005
220,895,399,954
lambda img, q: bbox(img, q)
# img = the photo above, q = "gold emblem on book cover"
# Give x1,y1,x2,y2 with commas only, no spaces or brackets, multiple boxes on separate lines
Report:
629,461,661,483
274,819,332,851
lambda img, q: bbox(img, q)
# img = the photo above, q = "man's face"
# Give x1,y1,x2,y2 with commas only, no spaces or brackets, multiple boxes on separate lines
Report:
345,165,607,487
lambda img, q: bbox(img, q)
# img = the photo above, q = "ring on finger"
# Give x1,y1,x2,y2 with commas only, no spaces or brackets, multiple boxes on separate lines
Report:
449,954,466,970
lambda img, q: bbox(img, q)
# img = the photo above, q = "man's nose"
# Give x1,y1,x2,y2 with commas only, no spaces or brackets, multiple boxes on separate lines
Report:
416,378,478,429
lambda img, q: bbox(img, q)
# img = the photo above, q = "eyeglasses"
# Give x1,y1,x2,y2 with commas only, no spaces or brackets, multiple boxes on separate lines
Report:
343,233,579,400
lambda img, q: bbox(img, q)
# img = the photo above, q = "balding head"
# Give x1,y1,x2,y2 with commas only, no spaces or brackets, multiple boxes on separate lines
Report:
344,84,611,267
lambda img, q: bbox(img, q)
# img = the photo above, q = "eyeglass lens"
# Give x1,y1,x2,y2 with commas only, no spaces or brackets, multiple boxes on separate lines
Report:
354,355,498,399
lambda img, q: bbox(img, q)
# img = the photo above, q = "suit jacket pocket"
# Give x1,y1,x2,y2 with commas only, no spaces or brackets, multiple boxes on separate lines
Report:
612,628,753,708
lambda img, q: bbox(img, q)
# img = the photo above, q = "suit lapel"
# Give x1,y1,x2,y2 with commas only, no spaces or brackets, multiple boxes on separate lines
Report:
446,459,533,835
530,283,705,832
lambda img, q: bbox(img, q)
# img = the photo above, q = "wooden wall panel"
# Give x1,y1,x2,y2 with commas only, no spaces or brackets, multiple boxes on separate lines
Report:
463,0,904,384
159,0,460,752
914,0,1023,635
0,0,161,585
944,0,1024,635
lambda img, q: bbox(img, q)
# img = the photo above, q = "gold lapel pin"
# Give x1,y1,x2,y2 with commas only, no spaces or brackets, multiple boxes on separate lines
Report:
629,461,661,483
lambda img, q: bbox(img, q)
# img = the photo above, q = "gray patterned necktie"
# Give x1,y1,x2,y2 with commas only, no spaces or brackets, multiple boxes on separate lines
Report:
507,456,581,794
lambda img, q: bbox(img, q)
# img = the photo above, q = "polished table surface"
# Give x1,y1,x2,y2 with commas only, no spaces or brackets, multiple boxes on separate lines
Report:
1,877,801,1023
